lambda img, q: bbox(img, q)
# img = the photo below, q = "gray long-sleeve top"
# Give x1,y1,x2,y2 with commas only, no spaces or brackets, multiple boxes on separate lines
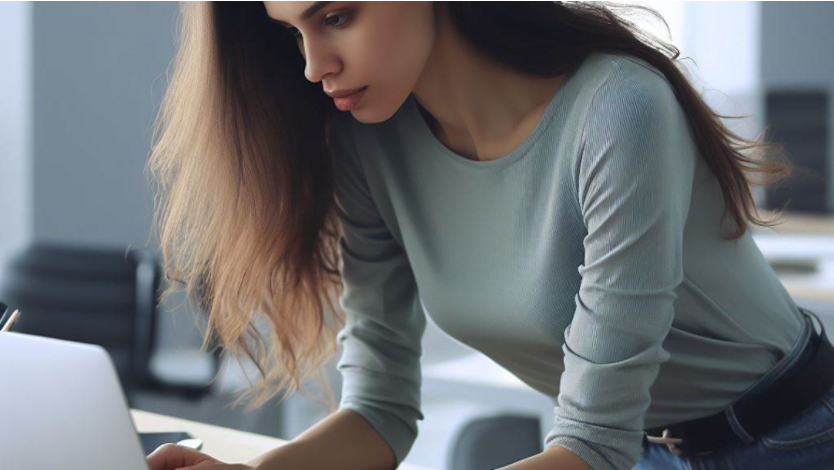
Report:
329,51,804,470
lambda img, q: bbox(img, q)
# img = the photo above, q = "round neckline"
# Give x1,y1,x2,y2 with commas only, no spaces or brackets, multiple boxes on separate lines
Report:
407,72,576,169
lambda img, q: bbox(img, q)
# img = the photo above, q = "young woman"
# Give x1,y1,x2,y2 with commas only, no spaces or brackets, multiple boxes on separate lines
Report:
145,2,834,470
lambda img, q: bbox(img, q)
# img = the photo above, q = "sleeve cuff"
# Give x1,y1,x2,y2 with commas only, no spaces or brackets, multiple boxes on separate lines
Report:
544,437,615,470
543,415,645,470
339,402,418,468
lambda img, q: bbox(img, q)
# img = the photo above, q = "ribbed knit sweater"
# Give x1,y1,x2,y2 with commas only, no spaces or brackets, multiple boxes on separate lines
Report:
328,51,804,470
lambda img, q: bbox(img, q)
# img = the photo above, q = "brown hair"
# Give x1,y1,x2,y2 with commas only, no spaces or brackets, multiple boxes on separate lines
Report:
147,1,798,412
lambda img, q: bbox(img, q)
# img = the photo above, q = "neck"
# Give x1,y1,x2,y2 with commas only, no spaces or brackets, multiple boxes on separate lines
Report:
411,3,565,162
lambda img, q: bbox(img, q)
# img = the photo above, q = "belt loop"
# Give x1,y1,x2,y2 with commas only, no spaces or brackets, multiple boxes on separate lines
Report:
800,306,825,339
724,404,755,443
644,428,685,455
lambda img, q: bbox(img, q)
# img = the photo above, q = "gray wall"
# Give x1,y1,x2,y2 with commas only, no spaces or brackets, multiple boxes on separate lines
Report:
32,2,178,248
28,2,207,354
761,2,834,210
683,1,765,205
0,2,32,289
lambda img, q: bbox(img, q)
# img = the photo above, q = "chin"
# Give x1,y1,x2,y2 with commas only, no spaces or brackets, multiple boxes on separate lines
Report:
348,107,398,125
357,97,411,124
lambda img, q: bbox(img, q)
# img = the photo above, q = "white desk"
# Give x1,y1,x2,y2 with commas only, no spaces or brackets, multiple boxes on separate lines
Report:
750,212,834,302
751,232,834,302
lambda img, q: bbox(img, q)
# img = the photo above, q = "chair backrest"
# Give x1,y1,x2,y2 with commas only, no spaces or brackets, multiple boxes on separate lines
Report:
0,242,160,394
447,414,543,470
763,88,829,213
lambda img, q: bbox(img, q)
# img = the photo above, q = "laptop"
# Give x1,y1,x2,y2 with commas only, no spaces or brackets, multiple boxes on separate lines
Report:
0,331,150,470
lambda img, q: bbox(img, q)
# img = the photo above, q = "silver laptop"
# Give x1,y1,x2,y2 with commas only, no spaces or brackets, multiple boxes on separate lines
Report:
0,331,149,470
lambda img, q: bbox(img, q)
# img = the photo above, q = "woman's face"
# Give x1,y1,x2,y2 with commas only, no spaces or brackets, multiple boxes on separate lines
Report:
263,1,437,122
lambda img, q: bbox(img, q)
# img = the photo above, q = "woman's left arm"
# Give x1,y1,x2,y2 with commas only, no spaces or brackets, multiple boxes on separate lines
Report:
514,61,699,470
496,445,593,470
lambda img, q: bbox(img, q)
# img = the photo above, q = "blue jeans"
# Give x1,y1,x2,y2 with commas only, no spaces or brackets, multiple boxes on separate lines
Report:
633,308,834,470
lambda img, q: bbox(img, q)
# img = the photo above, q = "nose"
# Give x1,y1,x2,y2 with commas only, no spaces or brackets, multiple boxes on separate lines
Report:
301,37,340,84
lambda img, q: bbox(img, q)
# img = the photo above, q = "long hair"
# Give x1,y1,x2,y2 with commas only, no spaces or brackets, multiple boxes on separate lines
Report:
147,1,797,412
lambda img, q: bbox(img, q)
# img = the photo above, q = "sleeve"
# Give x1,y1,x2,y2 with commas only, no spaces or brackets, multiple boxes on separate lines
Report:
542,62,699,470
329,117,427,468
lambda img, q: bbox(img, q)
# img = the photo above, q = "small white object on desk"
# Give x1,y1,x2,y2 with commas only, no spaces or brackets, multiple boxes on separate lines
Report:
0,309,21,332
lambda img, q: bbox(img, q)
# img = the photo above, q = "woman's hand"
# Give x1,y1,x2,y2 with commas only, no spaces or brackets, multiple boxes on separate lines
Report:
146,443,255,470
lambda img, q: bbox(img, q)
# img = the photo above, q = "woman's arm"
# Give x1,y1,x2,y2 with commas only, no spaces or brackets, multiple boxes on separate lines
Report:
496,445,593,470
245,412,594,470
246,409,396,470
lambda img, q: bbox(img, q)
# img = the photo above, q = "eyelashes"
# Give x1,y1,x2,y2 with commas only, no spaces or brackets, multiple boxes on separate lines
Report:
283,11,353,41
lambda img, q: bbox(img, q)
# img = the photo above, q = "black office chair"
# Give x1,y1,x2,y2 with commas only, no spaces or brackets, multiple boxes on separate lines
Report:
0,242,221,405
763,88,830,214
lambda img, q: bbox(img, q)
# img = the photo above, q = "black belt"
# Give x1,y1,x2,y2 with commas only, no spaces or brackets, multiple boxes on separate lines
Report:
642,308,834,457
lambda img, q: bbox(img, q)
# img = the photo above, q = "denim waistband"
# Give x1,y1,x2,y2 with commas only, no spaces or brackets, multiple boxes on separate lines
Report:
738,307,822,402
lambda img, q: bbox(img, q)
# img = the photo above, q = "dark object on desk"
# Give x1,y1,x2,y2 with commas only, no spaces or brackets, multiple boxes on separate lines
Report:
769,259,819,276
0,243,221,404
139,431,201,455
763,89,829,214
448,414,542,470
0,301,9,330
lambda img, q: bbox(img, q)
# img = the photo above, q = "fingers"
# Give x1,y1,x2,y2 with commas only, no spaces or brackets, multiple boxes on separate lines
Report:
146,443,215,470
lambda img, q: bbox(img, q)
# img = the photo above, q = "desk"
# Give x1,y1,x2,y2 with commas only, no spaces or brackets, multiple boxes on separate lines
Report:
749,211,834,302
750,232,834,302
130,409,437,470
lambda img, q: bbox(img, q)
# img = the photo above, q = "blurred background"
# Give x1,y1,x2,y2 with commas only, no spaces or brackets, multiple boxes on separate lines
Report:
0,2,832,470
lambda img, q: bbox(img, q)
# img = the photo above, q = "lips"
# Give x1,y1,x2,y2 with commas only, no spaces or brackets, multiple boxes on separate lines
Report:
325,87,365,98
332,87,367,111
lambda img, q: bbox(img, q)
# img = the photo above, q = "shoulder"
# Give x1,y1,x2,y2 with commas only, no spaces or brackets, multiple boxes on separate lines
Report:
585,53,682,129
575,53,698,188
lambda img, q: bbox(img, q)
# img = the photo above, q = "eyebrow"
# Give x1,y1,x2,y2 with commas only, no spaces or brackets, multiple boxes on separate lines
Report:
268,1,333,27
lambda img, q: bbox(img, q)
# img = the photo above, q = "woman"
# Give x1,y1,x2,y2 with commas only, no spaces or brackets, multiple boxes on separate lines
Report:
145,2,834,470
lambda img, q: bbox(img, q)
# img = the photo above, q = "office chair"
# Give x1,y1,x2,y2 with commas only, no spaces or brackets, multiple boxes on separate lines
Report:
763,88,829,213
0,242,221,404
447,413,543,470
